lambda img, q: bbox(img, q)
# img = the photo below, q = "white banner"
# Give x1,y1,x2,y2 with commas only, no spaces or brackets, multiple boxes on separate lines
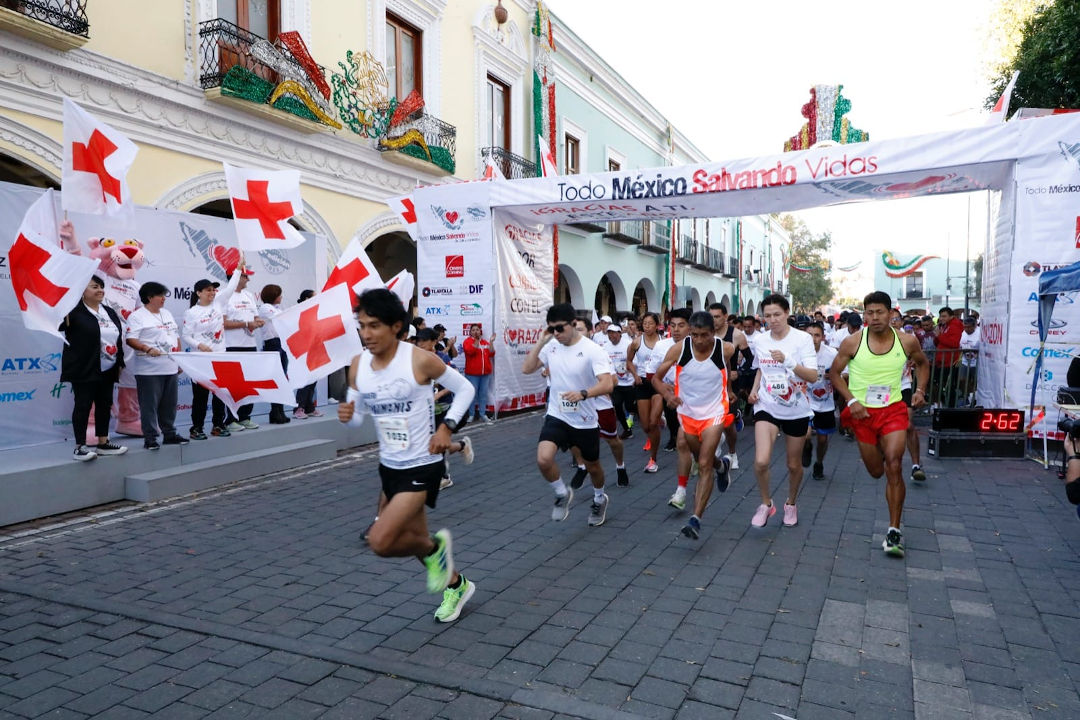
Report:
415,182,496,350
492,211,553,412
0,181,323,451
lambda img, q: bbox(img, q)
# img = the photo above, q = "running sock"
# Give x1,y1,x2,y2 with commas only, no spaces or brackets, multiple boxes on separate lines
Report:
448,575,462,589
593,487,606,503
677,474,689,488
888,525,901,534
551,479,567,496
425,535,442,558
616,463,625,469
576,464,585,471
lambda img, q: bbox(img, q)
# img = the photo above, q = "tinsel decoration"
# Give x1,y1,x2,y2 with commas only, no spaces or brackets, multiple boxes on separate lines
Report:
882,251,939,278
533,1,558,285
331,50,396,138
390,90,425,127
784,84,868,151
835,261,861,272
277,31,331,99
268,80,343,128
789,264,814,273
248,37,336,121
221,65,274,104
378,129,431,159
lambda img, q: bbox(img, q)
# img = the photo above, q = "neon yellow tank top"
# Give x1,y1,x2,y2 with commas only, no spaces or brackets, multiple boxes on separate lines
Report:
847,328,907,408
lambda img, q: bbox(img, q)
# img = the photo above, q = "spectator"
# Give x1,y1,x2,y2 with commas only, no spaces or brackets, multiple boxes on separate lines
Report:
222,262,262,431
182,269,242,439
933,306,964,407
126,281,186,450
462,323,496,422
432,323,458,360
958,314,980,405
60,275,128,461
258,283,291,424
293,289,323,419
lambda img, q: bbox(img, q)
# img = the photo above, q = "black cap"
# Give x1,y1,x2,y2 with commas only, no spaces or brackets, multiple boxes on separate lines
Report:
963,315,977,324
193,279,220,293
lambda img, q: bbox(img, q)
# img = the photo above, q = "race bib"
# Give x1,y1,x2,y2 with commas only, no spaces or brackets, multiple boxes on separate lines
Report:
866,384,892,405
763,369,789,397
375,417,410,450
559,395,580,414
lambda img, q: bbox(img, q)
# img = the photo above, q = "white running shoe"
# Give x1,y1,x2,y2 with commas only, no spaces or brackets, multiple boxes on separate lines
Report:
728,453,739,470
460,435,474,465
668,486,686,510
552,488,573,521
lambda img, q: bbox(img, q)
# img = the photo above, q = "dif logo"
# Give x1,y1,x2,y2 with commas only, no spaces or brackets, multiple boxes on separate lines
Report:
445,255,464,278
467,284,485,295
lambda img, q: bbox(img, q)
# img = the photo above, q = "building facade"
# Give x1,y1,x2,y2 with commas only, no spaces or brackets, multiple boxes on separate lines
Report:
0,0,788,316
872,250,979,315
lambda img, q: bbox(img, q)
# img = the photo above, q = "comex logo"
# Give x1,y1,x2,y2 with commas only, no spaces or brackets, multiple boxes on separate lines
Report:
0,389,36,402
1,353,61,375
1022,346,1074,359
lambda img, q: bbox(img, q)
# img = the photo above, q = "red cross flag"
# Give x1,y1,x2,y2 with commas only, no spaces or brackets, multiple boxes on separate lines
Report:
9,189,101,341
386,194,418,242
172,352,295,416
538,134,559,178
385,268,415,308
223,162,306,252
481,155,506,181
61,98,138,216
272,283,362,388
323,237,384,306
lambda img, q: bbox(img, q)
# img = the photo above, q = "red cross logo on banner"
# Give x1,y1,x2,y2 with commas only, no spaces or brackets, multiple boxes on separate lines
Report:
287,305,347,371
9,234,68,311
325,259,372,304
232,180,294,239
71,130,122,203
210,360,278,402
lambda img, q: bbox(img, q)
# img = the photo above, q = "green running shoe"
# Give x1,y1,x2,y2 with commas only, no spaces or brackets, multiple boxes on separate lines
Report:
883,528,905,558
434,576,476,623
423,529,454,593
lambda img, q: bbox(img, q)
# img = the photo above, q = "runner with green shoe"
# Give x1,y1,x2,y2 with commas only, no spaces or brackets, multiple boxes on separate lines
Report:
339,288,478,622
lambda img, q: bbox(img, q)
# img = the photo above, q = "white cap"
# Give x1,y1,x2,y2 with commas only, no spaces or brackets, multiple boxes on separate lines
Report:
606,324,623,334
407,324,416,338
599,315,612,323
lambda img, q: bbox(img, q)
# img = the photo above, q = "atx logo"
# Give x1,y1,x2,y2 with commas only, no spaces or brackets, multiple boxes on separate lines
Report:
445,255,465,278
424,304,451,317
1,353,61,375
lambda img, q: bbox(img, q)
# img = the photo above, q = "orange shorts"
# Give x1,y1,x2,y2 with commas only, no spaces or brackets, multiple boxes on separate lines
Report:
840,401,909,445
678,414,732,439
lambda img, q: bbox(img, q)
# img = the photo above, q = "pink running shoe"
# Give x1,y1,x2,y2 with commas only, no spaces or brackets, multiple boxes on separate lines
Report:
293,409,308,420
308,409,324,417
783,504,798,527
644,459,659,473
751,503,776,527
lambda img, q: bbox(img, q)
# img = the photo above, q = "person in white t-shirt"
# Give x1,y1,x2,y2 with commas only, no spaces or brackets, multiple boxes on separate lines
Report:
802,322,838,482
257,283,292,425
747,294,818,529
182,269,241,439
126,281,185,451
222,263,262,431
958,314,980,405
605,323,636,439
523,304,615,527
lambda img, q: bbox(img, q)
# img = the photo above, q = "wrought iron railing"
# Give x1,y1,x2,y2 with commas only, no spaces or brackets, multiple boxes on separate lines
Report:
0,0,88,36
198,18,321,89
481,147,537,180
647,221,671,251
604,220,646,243
726,256,739,278
381,111,456,165
678,238,699,264
704,247,725,272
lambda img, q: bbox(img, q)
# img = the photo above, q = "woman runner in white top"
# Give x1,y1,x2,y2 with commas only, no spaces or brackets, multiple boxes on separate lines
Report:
626,312,664,469
339,289,477,623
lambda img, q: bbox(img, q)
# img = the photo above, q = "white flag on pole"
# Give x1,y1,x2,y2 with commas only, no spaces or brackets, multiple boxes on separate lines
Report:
61,97,138,216
172,351,295,415
223,162,306,252
272,283,363,388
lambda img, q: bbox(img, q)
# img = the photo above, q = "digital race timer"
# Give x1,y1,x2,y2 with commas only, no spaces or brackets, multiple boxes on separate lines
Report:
931,409,1025,434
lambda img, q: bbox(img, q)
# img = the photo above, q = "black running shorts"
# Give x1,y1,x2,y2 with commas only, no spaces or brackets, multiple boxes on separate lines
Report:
753,410,811,437
539,415,601,462
379,461,444,509
811,410,837,434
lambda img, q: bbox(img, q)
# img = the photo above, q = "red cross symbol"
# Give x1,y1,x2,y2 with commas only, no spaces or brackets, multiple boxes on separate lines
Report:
71,130,122,204
400,197,417,224
209,360,278,403
287,305,346,371
9,234,67,311
324,258,372,305
232,180,294,240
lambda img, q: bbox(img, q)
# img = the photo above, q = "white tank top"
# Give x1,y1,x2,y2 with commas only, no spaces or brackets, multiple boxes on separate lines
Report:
635,335,659,377
673,337,730,421
356,342,440,470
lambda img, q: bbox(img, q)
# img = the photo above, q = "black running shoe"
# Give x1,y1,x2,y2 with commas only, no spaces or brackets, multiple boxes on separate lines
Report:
812,461,824,481
714,455,731,493
619,428,633,440
664,438,677,452
802,440,813,468
681,515,701,540
616,467,629,487
570,466,588,490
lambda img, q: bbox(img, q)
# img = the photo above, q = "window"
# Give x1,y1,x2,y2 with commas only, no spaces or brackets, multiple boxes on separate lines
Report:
218,0,278,40
608,158,620,172
905,272,924,298
564,134,580,175
386,13,422,99
485,74,510,150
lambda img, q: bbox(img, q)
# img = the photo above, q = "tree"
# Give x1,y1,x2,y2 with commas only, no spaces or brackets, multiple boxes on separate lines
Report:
985,1,1080,113
778,214,834,312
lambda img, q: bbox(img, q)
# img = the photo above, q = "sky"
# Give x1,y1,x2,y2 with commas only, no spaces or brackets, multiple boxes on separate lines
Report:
547,0,1002,296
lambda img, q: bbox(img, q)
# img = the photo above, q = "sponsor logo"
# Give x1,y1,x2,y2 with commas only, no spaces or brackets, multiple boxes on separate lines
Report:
1022,346,1074,359
180,221,229,281
422,286,454,297
445,255,464,278
424,304,452,316
508,273,543,291
503,327,544,348
466,284,485,295
1028,291,1076,303
0,389,36,402
982,322,1004,345
50,382,67,398
510,297,545,314
258,248,291,275
432,205,487,231
1030,318,1068,336
460,303,483,316
1,353,61,375
1022,260,1075,276
1059,141,1080,171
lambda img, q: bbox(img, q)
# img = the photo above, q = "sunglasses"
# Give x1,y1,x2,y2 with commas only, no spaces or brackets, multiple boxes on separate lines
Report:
547,323,567,333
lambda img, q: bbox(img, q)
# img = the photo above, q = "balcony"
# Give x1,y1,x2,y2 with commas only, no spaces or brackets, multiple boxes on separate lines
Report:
677,238,700,266
725,256,739,278
602,220,645,247
704,247,725,273
481,147,537,180
199,18,338,133
379,111,457,175
638,221,671,254
0,0,88,49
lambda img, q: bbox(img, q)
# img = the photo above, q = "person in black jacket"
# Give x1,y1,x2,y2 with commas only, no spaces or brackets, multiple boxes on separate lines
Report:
60,275,129,461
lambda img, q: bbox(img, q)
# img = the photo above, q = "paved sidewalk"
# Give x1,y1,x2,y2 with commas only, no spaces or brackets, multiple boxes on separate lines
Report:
2,412,1080,719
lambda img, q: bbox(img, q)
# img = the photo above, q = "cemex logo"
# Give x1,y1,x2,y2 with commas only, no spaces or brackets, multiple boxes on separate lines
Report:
0,389,36,402
445,255,464,278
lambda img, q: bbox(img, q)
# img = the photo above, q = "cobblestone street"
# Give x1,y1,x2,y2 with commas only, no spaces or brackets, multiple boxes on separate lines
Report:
2,412,1080,719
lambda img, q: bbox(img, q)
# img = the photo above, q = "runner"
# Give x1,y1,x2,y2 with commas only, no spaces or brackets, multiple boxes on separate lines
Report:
605,323,637,440
802,321,838,481
567,319,629,489
890,311,926,483
652,311,734,539
747,294,819,528
709,303,748,468
830,291,930,557
523,303,615,526
648,309,691,454
338,289,477,622
626,312,664,472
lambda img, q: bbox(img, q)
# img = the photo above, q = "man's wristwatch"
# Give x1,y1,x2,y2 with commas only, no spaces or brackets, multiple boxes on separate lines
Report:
581,389,589,399
442,418,458,432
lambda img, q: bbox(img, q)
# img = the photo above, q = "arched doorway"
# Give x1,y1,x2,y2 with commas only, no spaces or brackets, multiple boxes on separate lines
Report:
631,278,658,316
746,299,755,316
0,152,59,188
556,264,585,309
720,294,731,314
705,291,716,308
594,271,629,316
687,287,701,311
364,231,417,311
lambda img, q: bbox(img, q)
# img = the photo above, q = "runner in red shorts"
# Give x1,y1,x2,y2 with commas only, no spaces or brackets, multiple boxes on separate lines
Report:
830,291,929,558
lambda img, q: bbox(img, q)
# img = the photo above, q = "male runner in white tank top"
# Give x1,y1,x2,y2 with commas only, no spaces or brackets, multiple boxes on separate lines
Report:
339,289,478,623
